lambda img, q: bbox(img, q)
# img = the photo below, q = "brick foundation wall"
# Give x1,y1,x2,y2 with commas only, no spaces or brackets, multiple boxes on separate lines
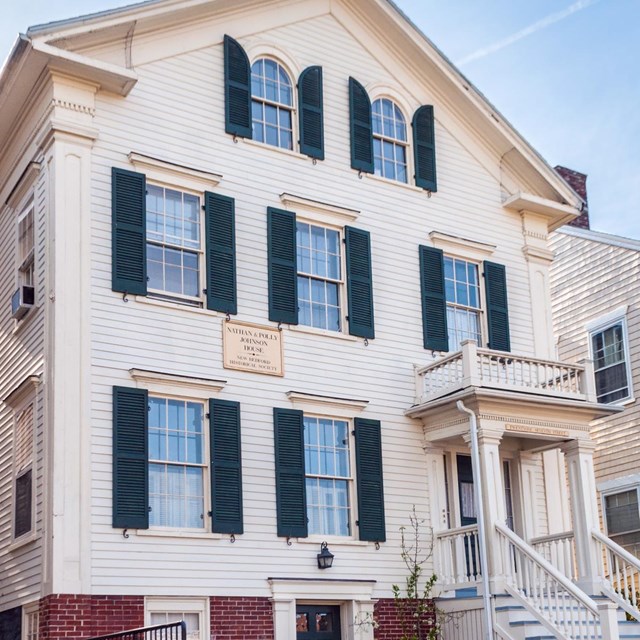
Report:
209,596,274,640
30,594,419,640
374,598,436,640
38,595,144,640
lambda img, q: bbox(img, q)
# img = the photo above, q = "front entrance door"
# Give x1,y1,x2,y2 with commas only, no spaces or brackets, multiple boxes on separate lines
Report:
296,605,341,640
457,455,479,581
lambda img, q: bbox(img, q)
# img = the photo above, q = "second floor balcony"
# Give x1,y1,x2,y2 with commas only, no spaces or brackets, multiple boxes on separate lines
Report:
413,339,597,407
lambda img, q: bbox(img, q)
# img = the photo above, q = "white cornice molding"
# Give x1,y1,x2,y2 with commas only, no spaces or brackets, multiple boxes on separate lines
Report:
522,245,554,264
3,375,41,408
286,391,368,417
269,577,376,600
429,231,495,261
503,192,579,231
280,193,360,226
129,369,226,398
585,306,628,333
128,152,222,192
5,161,42,209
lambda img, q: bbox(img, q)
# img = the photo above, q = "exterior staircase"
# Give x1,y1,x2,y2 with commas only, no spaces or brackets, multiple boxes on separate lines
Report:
493,594,640,640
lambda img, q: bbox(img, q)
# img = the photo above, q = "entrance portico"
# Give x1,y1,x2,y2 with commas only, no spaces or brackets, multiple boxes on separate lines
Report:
408,339,621,598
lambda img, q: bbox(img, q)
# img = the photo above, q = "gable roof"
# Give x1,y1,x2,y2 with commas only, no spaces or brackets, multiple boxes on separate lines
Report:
555,225,640,253
1,0,582,223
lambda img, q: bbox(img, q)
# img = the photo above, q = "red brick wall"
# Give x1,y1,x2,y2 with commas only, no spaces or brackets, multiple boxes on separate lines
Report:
38,595,144,640
374,598,436,640
210,596,274,640
555,165,590,229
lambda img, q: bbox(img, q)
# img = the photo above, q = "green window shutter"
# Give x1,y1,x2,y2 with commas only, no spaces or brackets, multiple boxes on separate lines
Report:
355,418,385,542
224,35,252,139
349,77,374,173
298,66,324,160
274,408,307,538
412,106,437,192
113,386,148,530
112,167,147,295
204,192,237,314
345,226,375,339
267,207,298,325
484,261,511,352
419,245,449,351
210,399,243,534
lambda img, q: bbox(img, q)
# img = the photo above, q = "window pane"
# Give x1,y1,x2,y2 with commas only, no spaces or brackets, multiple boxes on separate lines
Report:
606,490,640,535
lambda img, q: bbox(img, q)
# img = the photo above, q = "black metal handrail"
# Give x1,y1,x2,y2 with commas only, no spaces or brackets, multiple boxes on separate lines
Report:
87,621,186,640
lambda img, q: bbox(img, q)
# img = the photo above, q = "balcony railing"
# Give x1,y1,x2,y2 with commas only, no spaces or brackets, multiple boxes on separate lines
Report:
415,340,596,405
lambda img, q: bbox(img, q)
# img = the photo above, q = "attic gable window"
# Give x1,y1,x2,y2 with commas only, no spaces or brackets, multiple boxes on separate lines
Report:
251,58,294,150
372,98,408,183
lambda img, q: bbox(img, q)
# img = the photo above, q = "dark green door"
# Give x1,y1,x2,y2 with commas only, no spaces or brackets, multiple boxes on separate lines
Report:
457,454,479,580
296,605,341,640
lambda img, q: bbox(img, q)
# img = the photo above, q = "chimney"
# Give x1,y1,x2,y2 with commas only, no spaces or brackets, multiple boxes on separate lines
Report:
554,165,590,229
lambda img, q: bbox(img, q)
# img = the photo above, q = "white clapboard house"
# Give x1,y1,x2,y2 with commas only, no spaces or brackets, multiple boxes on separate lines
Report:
0,1,636,639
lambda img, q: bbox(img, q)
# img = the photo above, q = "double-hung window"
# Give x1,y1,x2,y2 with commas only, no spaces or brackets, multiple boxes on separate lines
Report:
372,98,408,183
296,222,342,332
304,416,352,536
22,603,39,640
17,202,35,287
604,488,640,557
146,185,202,304
251,58,294,150
14,402,34,540
444,256,482,351
590,321,631,403
148,397,206,530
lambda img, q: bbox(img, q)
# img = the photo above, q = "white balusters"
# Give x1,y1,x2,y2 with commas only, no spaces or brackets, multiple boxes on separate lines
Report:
435,525,481,590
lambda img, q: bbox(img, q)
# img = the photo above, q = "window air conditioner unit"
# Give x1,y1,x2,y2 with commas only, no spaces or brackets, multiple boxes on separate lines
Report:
11,285,34,320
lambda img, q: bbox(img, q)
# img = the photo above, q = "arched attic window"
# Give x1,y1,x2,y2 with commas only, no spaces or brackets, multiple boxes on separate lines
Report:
251,58,294,150
372,98,408,183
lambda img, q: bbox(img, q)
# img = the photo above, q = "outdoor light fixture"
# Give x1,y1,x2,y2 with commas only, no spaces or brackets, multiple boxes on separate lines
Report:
317,542,334,569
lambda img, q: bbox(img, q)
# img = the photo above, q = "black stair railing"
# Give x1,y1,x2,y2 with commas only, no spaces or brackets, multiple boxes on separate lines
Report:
87,621,186,640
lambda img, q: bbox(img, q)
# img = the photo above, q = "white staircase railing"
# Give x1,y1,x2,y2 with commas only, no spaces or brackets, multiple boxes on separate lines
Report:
531,530,576,581
435,524,481,591
497,522,619,640
593,528,640,621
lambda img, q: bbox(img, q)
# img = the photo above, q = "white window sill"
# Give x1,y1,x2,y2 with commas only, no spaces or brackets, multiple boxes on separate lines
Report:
363,172,425,194
287,324,358,342
12,305,40,335
136,528,223,540
8,532,38,552
134,294,218,317
241,138,312,162
296,535,369,547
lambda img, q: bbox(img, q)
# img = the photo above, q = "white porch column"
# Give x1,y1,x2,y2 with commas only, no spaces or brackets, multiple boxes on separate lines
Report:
424,447,449,534
561,439,602,594
465,427,506,593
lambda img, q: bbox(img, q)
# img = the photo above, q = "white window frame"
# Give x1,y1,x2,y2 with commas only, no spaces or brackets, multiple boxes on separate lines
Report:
250,56,297,151
22,601,39,640
16,199,35,288
303,413,355,539
145,183,205,307
371,96,409,184
296,221,346,334
587,308,634,404
145,597,209,640
127,153,222,312
443,255,484,352
147,394,209,533
428,232,497,353
280,193,361,341
12,397,36,544
600,481,640,557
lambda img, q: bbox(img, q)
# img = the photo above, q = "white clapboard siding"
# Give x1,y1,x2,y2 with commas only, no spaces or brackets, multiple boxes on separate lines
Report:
550,230,640,484
0,163,47,612
81,9,538,598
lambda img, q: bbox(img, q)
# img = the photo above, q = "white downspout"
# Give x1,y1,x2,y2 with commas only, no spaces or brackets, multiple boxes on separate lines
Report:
456,400,493,640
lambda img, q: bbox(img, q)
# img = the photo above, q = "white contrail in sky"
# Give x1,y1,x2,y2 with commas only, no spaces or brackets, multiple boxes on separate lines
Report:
456,0,600,65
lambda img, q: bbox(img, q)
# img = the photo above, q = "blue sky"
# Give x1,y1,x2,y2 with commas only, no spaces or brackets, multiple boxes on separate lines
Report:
2,0,638,238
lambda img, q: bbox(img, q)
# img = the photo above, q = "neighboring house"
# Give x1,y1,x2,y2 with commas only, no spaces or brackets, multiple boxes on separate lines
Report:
0,2,636,640
550,176,640,559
